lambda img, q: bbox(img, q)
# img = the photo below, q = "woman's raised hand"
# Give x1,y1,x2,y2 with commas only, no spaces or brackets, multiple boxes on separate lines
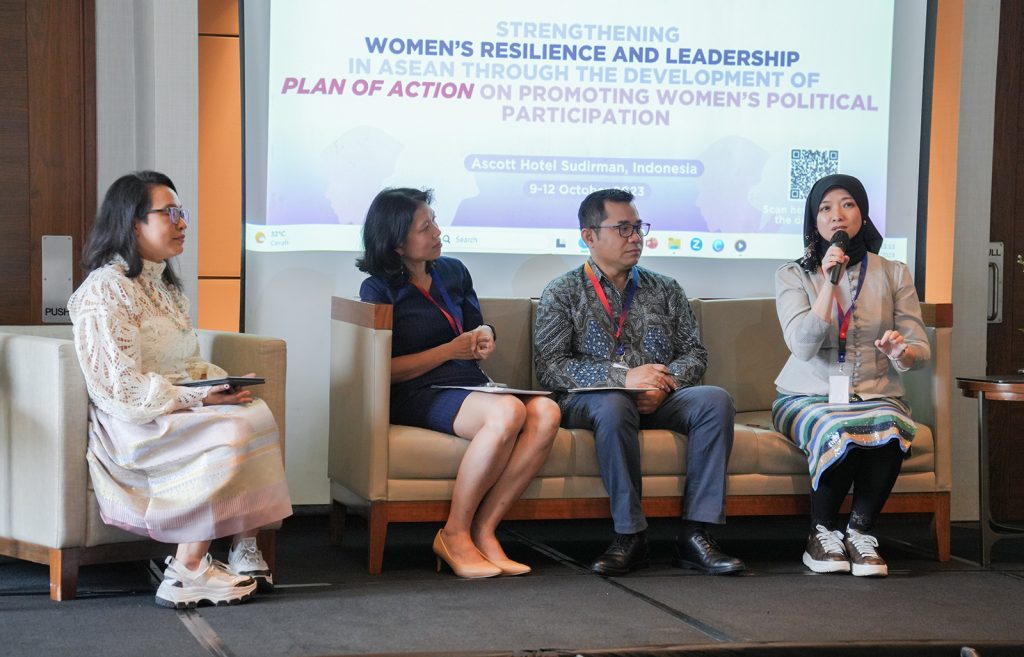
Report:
448,331,482,361
820,244,849,283
875,330,909,360
470,325,495,360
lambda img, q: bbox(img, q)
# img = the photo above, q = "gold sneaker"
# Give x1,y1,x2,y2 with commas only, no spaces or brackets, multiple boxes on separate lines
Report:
844,528,888,577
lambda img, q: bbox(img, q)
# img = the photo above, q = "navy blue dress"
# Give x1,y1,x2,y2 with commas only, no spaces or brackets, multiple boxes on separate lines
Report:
359,257,489,433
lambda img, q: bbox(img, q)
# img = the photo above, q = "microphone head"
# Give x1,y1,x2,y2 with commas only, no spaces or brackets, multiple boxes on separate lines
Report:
829,230,850,249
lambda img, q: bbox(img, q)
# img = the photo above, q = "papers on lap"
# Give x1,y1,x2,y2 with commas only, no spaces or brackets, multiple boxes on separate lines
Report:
431,385,551,396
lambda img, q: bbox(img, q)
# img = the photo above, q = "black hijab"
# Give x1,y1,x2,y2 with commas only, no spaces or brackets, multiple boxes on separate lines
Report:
798,174,884,273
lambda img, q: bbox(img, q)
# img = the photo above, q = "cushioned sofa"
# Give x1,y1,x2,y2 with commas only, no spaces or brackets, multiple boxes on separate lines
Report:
329,296,952,573
0,325,287,600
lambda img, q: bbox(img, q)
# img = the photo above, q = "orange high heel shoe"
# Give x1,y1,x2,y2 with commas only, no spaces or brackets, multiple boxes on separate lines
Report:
432,530,501,579
483,557,531,577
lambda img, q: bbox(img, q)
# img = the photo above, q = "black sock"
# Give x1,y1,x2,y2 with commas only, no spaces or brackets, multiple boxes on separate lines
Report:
679,519,704,535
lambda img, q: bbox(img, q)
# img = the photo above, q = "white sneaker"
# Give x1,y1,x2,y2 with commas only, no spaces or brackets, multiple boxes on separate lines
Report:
227,537,274,589
844,528,888,577
802,524,851,573
155,554,257,609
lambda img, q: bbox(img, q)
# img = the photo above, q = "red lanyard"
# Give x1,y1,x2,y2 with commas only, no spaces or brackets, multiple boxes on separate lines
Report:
584,261,638,357
831,256,868,364
413,282,463,336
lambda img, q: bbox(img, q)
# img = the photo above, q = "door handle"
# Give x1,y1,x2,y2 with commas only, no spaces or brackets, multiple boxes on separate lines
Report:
988,242,1004,323
988,262,999,322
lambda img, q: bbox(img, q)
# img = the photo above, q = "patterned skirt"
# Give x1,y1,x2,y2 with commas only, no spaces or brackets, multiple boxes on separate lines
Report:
87,399,292,543
771,395,915,490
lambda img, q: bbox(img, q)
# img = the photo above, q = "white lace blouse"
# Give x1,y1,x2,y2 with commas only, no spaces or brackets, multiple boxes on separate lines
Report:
68,257,226,424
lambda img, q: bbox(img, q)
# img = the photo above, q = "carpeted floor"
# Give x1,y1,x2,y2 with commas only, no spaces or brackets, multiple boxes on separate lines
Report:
2,511,1023,657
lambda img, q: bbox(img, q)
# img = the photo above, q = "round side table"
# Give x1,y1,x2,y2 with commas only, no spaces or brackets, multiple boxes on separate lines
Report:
956,375,1024,566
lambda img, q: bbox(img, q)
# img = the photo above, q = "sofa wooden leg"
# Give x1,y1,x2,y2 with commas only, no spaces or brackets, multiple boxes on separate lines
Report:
330,500,347,546
932,493,951,562
256,529,277,573
368,504,388,575
49,548,80,601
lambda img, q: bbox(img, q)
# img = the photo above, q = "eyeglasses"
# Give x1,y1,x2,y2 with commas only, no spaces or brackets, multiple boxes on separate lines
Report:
590,222,651,238
146,207,191,227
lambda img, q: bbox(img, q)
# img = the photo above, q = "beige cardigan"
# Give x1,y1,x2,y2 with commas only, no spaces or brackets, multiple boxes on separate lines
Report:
773,252,930,398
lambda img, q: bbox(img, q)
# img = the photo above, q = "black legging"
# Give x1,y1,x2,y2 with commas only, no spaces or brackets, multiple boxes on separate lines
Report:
810,442,905,532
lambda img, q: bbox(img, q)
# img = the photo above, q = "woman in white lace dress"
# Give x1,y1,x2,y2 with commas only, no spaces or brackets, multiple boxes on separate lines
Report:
68,171,292,608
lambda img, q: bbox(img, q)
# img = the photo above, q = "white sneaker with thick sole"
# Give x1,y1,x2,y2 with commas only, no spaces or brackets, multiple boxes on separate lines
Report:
802,524,851,573
155,554,257,609
844,528,888,577
227,537,274,590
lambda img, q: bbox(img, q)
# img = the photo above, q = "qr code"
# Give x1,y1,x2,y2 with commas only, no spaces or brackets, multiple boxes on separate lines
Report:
790,149,839,199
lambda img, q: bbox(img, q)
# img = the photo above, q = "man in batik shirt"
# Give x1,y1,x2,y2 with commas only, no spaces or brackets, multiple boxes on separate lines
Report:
535,188,745,576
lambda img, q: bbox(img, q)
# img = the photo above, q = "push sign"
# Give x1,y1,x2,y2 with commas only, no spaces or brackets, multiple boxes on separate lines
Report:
42,235,73,324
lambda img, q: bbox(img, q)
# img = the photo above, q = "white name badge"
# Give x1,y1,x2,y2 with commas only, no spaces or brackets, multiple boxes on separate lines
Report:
829,375,851,404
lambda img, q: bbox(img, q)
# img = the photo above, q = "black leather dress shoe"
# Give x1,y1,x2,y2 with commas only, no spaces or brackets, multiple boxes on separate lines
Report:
591,532,650,576
673,529,745,575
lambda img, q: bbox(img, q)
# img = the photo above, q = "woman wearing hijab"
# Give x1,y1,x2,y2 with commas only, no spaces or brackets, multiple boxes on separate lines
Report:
772,174,930,577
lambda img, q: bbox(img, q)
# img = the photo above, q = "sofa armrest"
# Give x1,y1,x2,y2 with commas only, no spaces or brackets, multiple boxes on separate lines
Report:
196,330,287,455
329,297,392,502
902,309,953,492
0,332,90,548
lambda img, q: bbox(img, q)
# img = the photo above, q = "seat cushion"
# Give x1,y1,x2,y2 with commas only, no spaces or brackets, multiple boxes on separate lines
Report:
388,410,934,486
735,410,934,476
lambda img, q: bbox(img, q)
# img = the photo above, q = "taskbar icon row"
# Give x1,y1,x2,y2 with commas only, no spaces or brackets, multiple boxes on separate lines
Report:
555,235,748,254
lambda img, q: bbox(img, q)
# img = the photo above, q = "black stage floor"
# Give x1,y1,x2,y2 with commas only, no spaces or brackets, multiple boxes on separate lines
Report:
2,511,1023,657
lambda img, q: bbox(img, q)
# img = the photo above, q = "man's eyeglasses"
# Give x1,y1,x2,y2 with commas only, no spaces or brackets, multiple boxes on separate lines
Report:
590,222,651,238
146,207,191,227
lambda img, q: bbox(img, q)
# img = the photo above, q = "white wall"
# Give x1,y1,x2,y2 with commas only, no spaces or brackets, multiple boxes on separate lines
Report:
948,0,1000,520
96,0,200,321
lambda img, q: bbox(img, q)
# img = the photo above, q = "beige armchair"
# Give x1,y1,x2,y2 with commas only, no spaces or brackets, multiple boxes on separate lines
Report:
0,326,287,600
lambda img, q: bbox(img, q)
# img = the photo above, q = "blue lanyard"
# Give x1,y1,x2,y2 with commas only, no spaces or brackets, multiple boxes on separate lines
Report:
412,268,465,336
833,256,869,364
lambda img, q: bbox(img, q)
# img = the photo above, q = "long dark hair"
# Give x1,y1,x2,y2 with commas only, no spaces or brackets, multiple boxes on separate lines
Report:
356,187,434,287
82,171,183,289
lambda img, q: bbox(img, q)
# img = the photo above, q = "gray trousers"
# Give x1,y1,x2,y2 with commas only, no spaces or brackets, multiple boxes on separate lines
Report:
561,386,735,535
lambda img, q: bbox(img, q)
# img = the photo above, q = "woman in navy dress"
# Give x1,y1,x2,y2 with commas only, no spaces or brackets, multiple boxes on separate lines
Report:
358,188,560,578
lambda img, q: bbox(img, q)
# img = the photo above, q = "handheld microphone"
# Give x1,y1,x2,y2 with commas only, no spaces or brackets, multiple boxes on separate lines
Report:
828,230,850,285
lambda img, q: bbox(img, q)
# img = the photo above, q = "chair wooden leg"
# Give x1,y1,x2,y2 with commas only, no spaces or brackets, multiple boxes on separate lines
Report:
329,500,347,546
255,529,277,574
49,548,80,601
368,503,388,575
932,493,951,562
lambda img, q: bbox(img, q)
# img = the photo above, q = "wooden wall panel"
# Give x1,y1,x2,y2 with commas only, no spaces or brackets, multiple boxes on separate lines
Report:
199,0,238,36
197,0,241,331
0,1,31,324
985,0,1024,522
198,36,242,278
0,0,95,325
198,278,241,332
